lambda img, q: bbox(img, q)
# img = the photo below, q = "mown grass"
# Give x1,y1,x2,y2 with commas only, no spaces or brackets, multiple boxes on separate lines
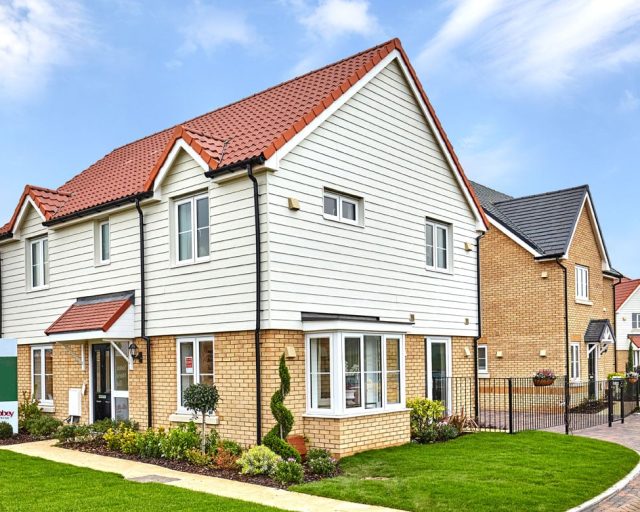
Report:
293,431,639,512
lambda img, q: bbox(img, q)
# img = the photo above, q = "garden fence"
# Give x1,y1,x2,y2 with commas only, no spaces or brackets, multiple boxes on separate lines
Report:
432,376,640,434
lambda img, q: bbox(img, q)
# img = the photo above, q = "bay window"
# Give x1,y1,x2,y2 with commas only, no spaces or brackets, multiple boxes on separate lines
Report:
32,346,53,406
177,337,214,410
306,332,405,415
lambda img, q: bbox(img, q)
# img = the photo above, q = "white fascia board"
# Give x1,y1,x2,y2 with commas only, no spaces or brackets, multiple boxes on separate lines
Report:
487,215,542,258
618,284,640,312
12,197,47,240
565,195,611,271
262,50,486,232
46,305,135,343
152,138,210,194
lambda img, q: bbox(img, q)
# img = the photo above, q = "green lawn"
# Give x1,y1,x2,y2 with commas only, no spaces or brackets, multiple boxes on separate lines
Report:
0,450,285,512
293,431,640,512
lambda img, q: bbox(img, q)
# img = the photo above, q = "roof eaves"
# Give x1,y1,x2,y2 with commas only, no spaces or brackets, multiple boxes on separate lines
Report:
485,209,546,255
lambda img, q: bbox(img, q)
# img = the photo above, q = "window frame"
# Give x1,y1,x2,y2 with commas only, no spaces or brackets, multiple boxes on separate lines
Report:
98,220,111,265
174,193,210,266
31,345,53,407
305,331,405,417
175,336,215,413
425,219,451,272
322,189,361,226
477,344,489,374
632,313,640,330
575,265,590,301
28,236,49,291
570,343,581,382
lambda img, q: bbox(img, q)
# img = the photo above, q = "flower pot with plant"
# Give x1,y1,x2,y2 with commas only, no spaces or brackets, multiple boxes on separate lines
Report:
626,371,639,384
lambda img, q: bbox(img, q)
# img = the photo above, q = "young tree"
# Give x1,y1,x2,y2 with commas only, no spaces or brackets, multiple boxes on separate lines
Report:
628,343,635,373
263,354,301,462
183,383,220,452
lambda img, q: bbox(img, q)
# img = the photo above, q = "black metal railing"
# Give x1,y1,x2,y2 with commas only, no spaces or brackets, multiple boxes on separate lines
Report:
429,376,640,434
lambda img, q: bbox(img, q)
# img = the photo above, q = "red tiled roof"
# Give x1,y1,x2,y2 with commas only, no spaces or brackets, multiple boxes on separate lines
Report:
45,298,132,335
1,38,487,234
616,279,640,311
629,335,640,349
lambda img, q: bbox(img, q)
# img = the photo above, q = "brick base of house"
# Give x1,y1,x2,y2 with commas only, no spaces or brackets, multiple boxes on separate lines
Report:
17,330,475,456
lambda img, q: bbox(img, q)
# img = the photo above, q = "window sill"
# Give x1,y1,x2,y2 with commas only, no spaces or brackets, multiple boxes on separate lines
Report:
478,373,490,379
171,258,211,270
575,298,593,306
27,286,50,294
39,404,55,414
169,413,219,425
95,261,111,268
322,214,364,228
425,266,453,276
304,407,410,420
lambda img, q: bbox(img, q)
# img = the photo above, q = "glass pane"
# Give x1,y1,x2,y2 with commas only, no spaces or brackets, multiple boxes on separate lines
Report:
310,337,331,409
31,242,40,287
45,374,53,401
364,336,382,409
178,202,193,261
179,232,193,261
386,339,400,371
324,195,338,216
341,199,356,221
197,227,209,258
33,350,42,400
33,376,42,401
42,239,49,285
181,376,194,406
312,374,331,409
196,197,209,229
114,352,128,391
199,341,214,379
33,350,42,376
114,398,129,421
178,202,192,232
200,374,214,386
104,349,111,393
180,342,194,375
436,227,447,269
101,223,110,261
95,350,101,393
387,372,400,404
426,224,434,267
431,342,448,404
44,349,53,374
345,337,361,409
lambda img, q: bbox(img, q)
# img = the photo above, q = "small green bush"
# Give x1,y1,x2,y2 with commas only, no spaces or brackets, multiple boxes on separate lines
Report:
273,458,304,485
185,448,212,467
307,448,332,462
18,392,41,431
407,397,445,442
135,428,166,459
0,422,14,439
25,416,62,437
92,418,139,434
237,445,281,475
205,429,220,454
412,423,460,444
436,424,459,442
183,383,220,453
307,450,338,476
160,423,201,460
217,439,243,457
56,424,91,443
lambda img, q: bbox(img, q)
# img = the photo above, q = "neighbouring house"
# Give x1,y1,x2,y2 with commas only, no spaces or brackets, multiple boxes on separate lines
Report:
615,278,640,370
0,39,488,457
471,181,621,387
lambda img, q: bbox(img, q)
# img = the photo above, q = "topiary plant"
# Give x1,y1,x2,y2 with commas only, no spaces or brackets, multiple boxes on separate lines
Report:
0,422,14,440
183,382,220,453
263,354,301,462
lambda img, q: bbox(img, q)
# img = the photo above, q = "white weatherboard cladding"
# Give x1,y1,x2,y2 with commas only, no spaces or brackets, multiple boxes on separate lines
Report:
267,60,480,336
617,287,640,351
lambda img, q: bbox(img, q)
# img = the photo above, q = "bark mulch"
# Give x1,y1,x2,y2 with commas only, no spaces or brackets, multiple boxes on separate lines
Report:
0,432,55,446
61,440,333,489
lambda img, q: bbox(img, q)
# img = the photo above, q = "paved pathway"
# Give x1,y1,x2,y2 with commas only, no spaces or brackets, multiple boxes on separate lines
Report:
0,440,399,512
569,414,640,511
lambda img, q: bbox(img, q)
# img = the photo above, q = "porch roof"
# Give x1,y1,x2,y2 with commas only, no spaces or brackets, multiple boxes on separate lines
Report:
584,319,615,343
629,335,640,349
45,291,134,336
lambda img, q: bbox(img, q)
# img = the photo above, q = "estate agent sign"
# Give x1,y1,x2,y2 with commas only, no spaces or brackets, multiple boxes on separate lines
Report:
0,340,18,434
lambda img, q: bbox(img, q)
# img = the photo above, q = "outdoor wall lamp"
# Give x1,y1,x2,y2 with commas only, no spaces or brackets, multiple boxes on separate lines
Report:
128,342,144,364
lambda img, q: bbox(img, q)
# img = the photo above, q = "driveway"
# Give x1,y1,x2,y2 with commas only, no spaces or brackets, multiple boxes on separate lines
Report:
569,414,640,511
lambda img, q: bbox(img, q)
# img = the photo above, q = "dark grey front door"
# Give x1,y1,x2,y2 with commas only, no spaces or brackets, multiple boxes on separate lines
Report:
92,344,111,421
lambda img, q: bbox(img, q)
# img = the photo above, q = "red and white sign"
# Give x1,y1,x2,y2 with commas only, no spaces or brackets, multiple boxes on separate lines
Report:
185,356,194,374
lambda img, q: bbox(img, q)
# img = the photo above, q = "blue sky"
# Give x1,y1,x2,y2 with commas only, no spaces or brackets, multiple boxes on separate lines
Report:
1,0,639,275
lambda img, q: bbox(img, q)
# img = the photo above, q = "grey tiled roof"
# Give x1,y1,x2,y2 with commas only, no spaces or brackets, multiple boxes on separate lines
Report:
471,181,591,257
584,319,615,343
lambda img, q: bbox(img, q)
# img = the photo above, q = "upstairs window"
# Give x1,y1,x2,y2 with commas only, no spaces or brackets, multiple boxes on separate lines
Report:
99,220,110,264
633,313,640,330
426,220,450,271
477,345,488,374
175,194,210,264
575,265,589,301
29,237,49,290
323,190,361,225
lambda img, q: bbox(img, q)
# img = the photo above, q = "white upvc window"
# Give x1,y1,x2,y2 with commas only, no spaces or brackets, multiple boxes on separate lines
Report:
176,337,214,411
323,190,361,225
575,265,590,301
477,345,488,374
31,346,53,406
634,349,640,369
570,343,581,381
426,220,450,271
175,193,210,265
306,332,405,416
28,237,49,290
99,220,110,265
632,313,640,330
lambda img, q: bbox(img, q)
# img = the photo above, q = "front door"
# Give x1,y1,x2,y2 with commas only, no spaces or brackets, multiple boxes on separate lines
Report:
92,344,111,422
587,343,598,400
426,337,451,411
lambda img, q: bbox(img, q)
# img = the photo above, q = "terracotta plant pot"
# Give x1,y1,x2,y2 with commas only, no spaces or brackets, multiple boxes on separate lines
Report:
627,377,638,384
533,377,555,387
286,435,307,457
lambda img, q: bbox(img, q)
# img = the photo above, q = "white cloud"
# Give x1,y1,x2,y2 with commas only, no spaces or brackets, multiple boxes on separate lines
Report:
0,0,91,100
619,89,640,112
417,0,640,92
300,0,380,39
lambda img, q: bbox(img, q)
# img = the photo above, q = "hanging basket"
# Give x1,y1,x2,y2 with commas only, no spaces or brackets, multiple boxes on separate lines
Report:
533,377,555,387
627,377,638,384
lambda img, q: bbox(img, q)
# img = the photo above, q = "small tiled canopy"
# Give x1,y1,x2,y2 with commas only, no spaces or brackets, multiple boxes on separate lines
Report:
584,319,615,344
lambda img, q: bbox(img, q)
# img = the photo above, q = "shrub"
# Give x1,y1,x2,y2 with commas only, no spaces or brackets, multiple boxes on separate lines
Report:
18,392,41,431
237,445,281,476
406,398,445,442
185,448,212,467
118,428,140,455
183,383,220,453
0,422,13,440
56,424,91,443
135,428,166,459
104,428,123,451
217,439,242,457
436,423,459,442
306,449,338,476
307,448,332,462
92,418,139,434
273,458,305,485
160,423,201,460
263,355,301,462
413,423,460,444
213,440,243,469
205,429,220,454
25,416,62,437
